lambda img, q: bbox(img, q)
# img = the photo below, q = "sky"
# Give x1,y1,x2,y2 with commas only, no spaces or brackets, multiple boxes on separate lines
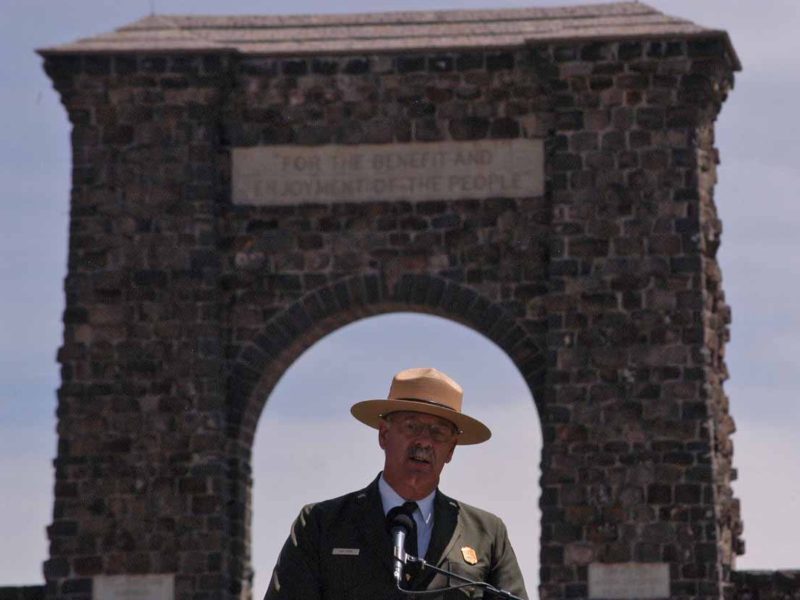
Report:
1,0,799,596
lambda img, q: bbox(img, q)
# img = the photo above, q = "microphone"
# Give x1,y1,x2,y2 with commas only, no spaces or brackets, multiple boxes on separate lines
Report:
386,506,416,584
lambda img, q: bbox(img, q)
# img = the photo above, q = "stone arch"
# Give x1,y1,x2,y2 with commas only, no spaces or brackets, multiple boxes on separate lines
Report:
230,273,547,448
225,272,548,596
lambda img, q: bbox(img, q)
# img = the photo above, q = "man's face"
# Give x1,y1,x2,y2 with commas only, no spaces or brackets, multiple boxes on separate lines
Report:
379,411,458,499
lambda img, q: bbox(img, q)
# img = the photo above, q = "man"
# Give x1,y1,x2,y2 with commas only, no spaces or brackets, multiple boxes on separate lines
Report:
264,367,528,600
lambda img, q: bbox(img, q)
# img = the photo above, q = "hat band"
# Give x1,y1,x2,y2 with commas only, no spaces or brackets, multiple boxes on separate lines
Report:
386,396,460,414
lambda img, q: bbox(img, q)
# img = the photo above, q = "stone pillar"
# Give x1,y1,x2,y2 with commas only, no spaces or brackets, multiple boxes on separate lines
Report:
42,53,233,599
534,38,739,600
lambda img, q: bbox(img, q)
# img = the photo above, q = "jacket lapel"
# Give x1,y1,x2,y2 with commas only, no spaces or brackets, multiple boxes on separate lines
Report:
412,489,462,590
354,475,395,574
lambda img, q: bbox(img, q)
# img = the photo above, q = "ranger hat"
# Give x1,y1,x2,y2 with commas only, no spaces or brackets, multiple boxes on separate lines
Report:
350,367,491,445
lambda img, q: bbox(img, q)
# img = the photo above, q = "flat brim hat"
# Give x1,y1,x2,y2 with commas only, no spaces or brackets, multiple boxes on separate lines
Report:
350,367,491,445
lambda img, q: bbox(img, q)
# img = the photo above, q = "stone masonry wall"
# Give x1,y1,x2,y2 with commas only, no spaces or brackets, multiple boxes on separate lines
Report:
732,571,800,600
526,38,740,600
221,48,553,599
44,54,234,599
41,35,742,600
0,587,45,600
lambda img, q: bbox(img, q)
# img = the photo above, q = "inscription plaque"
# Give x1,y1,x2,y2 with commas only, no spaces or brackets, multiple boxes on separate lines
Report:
93,574,174,600
588,563,669,599
232,139,544,205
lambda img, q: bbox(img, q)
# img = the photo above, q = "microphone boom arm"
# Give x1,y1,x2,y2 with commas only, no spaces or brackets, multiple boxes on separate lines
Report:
398,553,525,600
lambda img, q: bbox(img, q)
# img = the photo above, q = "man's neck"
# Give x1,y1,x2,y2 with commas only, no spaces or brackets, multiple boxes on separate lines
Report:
381,471,437,501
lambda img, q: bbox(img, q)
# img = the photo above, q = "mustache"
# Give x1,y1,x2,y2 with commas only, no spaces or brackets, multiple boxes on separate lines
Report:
408,445,433,462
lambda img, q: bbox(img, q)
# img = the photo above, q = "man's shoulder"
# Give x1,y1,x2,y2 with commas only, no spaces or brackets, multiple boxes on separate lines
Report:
438,491,507,530
301,481,375,520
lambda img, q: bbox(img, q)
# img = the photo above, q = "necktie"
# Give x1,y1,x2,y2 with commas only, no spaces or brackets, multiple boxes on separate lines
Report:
401,501,420,580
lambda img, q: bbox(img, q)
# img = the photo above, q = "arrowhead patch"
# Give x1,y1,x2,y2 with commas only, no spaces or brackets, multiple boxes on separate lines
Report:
461,546,478,565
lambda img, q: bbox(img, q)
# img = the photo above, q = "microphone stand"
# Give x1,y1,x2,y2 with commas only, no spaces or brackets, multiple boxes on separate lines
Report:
399,554,525,600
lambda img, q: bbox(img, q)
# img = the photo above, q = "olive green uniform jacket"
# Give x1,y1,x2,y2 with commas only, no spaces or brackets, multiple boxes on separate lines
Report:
263,475,528,600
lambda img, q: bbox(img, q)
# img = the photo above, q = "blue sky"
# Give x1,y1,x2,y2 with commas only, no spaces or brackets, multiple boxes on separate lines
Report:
1,0,799,596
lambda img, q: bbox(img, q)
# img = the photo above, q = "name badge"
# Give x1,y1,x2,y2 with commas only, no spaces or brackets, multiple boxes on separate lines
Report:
332,548,360,556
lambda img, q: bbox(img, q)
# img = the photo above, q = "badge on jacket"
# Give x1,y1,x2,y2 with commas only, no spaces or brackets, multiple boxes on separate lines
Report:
461,546,478,565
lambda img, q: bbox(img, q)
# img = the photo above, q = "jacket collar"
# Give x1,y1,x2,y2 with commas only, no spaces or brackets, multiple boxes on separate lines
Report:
357,475,463,590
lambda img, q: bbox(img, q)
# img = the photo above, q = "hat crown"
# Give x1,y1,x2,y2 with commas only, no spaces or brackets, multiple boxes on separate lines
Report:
350,366,491,444
388,367,463,413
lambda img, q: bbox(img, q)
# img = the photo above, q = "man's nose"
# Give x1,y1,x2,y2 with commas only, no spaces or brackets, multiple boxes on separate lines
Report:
413,427,435,443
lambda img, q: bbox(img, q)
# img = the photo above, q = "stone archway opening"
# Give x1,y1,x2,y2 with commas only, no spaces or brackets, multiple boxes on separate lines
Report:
250,312,542,598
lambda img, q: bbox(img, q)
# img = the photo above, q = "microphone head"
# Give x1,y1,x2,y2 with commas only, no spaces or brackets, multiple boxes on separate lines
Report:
386,506,416,533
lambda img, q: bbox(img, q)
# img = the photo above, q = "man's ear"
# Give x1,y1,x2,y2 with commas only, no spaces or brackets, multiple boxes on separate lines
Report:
444,442,456,464
378,422,388,449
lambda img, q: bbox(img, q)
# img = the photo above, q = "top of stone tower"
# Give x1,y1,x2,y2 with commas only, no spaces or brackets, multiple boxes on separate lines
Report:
38,1,739,70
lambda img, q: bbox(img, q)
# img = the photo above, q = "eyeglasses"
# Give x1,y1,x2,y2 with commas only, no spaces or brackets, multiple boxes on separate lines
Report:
385,414,459,443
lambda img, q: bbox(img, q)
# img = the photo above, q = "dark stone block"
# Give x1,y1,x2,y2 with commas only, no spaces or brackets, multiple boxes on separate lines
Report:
407,101,436,118
565,584,588,598
455,53,483,70
647,484,672,504
592,61,624,75
676,483,702,503
486,52,515,71
581,43,612,61
682,401,707,419
63,307,88,324
261,126,296,145
84,55,111,75
449,117,489,141
295,125,332,146
670,256,701,273
428,55,453,72
133,270,168,287
61,578,92,594
618,73,649,90
344,58,370,74
553,46,578,62
397,56,425,73
618,42,643,60
551,152,582,171
161,77,189,89
541,544,564,565
44,55,82,79
489,117,520,139
667,106,700,128
141,56,167,73
241,58,279,75
555,111,584,130
282,60,308,75
688,38,726,59
663,451,694,465
170,55,199,74
415,118,444,142
201,54,222,73
636,107,665,129
113,55,138,75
